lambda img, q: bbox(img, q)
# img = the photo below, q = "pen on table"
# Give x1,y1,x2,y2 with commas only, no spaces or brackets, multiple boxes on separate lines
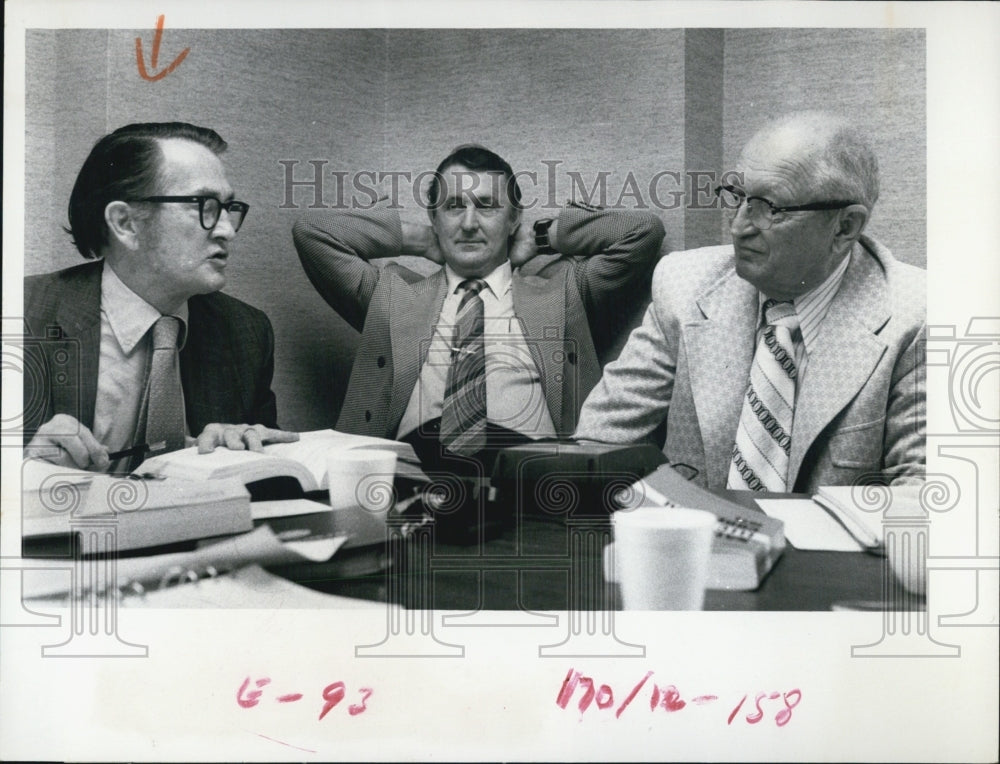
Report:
107,440,167,462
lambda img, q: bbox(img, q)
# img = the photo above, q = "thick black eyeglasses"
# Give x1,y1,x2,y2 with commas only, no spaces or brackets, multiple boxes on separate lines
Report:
715,184,858,231
136,196,250,232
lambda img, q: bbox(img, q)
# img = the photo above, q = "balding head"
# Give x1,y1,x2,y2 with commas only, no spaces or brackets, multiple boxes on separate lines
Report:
728,111,877,299
741,111,879,212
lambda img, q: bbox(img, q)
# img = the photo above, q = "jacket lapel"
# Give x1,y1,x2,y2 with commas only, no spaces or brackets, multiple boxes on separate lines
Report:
512,269,566,431
684,269,758,488
54,261,103,430
789,242,890,484
386,270,448,429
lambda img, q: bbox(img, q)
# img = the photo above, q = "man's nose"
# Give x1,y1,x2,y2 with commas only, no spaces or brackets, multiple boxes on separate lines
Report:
212,210,237,240
459,205,479,230
728,202,757,238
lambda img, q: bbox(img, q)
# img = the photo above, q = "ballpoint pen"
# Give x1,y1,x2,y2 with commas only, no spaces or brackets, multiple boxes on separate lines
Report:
107,440,167,462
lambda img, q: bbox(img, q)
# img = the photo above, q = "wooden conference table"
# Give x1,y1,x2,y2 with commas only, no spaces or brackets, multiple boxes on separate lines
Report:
274,491,897,612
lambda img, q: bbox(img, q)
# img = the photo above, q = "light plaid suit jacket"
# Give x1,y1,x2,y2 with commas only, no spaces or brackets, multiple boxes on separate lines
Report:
23,259,279,440
575,235,926,493
293,203,665,438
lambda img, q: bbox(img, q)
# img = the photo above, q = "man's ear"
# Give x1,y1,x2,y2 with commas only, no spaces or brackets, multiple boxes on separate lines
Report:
834,204,869,245
104,201,143,251
507,206,522,235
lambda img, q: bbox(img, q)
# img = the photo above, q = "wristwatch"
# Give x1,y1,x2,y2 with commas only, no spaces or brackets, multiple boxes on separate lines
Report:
533,218,556,255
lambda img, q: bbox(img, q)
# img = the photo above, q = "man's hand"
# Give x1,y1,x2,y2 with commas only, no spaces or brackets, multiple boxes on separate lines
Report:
195,423,300,454
510,215,560,267
25,414,110,471
508,221,538,267
401,222,444,264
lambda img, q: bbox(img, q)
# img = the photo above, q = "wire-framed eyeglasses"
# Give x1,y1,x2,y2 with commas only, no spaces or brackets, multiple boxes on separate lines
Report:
715,184,858,231
135,195,250,232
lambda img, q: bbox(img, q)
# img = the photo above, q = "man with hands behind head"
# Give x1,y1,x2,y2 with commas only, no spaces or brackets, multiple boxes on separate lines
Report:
293,143,664,472
24,122,296,472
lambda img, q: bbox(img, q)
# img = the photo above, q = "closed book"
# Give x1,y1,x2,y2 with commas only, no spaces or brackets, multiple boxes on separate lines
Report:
22,459,251,555
625,464,786,591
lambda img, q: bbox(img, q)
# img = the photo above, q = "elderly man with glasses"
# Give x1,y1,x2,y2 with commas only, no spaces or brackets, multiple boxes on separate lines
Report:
575,111,926,493
24,122,295,472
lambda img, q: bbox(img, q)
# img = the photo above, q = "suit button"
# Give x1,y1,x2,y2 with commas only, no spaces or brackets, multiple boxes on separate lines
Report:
377,356,386,368
365,410,372,422
568,352,577,365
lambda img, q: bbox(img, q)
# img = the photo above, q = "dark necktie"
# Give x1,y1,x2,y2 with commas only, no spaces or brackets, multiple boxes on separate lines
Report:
727,299,799,492
440,279,488,455
141,316,186,455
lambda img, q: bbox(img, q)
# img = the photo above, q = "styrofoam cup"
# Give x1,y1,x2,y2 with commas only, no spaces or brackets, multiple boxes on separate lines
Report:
605,506,717,610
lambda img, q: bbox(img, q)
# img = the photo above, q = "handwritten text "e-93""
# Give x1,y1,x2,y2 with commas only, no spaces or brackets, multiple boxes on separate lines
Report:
237,676,372,720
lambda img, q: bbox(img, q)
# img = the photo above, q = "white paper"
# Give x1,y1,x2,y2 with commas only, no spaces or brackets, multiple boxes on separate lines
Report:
756,498,866,552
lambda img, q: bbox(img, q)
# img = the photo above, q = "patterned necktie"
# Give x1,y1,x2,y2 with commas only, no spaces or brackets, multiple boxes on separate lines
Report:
727,299,799,492
141,316,186,455
440,279,488,455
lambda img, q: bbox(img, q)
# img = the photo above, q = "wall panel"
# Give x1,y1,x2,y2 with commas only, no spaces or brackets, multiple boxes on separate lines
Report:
722,28,926,267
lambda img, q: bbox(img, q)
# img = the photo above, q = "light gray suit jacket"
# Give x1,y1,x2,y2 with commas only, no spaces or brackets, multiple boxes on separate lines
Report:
575,235,926,493
293,203,665,438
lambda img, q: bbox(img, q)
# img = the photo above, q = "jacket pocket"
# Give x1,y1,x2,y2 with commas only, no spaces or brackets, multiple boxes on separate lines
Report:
829,416,886,469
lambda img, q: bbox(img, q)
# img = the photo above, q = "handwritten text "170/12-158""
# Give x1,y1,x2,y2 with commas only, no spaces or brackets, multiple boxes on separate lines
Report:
556,668,802,727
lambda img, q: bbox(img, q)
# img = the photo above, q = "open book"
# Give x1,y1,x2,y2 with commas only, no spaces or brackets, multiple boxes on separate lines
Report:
135,429,422,492
624,464,786,591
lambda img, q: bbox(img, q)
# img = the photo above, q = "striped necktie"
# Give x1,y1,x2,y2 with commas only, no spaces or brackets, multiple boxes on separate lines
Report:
440,278,488,456
727,299,799,492
140,316,186,456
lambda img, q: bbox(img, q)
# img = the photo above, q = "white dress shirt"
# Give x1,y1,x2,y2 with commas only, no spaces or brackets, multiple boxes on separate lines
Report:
92,265,188,470
755,250,852,391
397,260,557,440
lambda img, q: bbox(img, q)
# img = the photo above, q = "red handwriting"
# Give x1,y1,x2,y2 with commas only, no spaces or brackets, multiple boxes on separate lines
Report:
557,668,800,727
727,689,802,727
135,15,190,81
237,676,372,719
237,677,270,708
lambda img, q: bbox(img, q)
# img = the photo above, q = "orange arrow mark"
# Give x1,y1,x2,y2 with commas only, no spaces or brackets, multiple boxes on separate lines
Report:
135,15,190,82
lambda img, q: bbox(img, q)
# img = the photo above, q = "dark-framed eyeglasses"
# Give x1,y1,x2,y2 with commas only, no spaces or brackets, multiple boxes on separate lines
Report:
134,196,250,232
715,184,858,231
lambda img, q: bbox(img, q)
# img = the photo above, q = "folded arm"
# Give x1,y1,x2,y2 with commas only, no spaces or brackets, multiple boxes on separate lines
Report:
293,204,405,332
552,204,665,316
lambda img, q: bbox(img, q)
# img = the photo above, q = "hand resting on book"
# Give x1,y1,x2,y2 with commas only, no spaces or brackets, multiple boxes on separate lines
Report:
196,422,300,454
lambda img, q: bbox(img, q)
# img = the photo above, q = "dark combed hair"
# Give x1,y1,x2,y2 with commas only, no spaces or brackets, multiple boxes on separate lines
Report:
427,143,522,211
66,122,227,258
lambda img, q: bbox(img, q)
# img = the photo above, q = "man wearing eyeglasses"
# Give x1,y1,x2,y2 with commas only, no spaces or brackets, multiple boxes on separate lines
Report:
294,144,664,473
24,122,296,471
575,111,926,493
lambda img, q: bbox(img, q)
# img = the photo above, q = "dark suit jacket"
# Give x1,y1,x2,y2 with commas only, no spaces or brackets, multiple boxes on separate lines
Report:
576,235,926,493
23,260,279,441
293,202,665,438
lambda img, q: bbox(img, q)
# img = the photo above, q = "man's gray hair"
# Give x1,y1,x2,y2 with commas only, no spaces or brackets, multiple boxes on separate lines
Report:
759,111,880,212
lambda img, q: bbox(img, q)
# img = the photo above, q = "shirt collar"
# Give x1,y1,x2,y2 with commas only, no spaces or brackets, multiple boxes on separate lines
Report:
757,251,851,355
443,259,512,300
101,263,189,354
